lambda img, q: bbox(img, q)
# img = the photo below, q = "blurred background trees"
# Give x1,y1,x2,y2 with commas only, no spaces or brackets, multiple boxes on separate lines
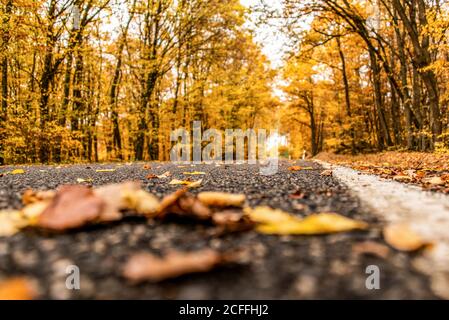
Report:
2,0,449,164
0,0,276,164
279,0,449,156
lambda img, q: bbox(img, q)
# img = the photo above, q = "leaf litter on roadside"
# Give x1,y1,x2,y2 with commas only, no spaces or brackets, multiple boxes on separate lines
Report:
316,152,449,193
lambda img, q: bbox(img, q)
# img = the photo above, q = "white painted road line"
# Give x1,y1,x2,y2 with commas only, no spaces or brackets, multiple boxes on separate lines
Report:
316,160,449,298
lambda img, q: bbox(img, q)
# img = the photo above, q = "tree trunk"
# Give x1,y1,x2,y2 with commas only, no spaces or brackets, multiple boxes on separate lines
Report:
336,36,355,154
0,0,12,165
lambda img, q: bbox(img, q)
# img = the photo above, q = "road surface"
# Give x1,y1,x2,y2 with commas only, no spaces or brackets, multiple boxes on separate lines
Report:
0,161,440,299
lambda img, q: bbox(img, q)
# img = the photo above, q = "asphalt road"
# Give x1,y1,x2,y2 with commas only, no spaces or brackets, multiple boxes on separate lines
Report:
0,161,437,299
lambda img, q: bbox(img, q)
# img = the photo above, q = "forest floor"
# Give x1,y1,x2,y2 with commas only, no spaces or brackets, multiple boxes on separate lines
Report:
0,159,447,299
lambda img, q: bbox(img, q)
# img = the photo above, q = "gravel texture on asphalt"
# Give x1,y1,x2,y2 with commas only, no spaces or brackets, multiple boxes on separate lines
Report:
0,161,437,299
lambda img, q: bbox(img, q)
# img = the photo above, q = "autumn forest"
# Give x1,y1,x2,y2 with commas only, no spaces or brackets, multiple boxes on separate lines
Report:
1,0,449,165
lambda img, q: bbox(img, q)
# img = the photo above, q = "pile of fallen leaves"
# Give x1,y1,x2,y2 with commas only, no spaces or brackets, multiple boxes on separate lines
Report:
0,177,374,289
316,152,449,193
1,163,436,297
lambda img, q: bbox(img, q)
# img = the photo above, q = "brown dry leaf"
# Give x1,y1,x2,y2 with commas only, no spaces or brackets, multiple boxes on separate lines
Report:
198,192,245,207
289,190,305,200
320,170,333,177
94,182,142,221
245,207,368,235
157,189,212,221
142,164,151,170
157,171,171,179
123,249,222,283
123,189,160,217
383,224,431,252
37,185,104,231
288,166,302,171
176,194,212,220
157,188,189,217
22,189,55,205
352,241,390,259
146,174,158,179
0,210,29,237
0,277,37,300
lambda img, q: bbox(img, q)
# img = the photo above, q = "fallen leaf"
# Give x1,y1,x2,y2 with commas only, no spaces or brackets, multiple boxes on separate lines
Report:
289,190,305,199
186,179,202,188
183,171,206,175
0,277,37,300
142,164,151,170
423,176,445,186
175,194,212,220
122,249,222,283
352,241,390,259
169,179,201,187
157,188,189,217
22,189,55,205
212,210,254,231
198,192,245,207
245,207,368,235
123,189,160,217
146,174,158,179
11,169,25,175
244,206,294,225
320,170,333,177
94,182,142,221
37,185,104,231
21,201,50,225
0,210,29,237
383,224,431,252
76,178,93,183
95,169,116,173
288,166,302,171
157,171,171,179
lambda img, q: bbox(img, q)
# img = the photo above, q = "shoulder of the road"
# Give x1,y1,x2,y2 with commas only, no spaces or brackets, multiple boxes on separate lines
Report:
315,159,449,299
